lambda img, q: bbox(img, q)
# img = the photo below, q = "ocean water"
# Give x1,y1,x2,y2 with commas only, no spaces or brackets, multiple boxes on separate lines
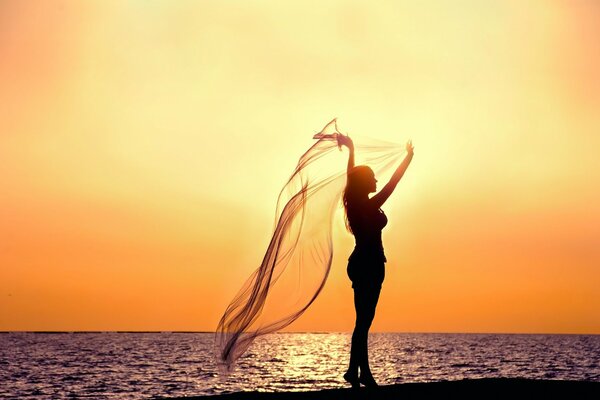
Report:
1,332,598,399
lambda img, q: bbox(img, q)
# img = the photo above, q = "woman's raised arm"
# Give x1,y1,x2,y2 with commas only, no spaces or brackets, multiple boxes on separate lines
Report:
337,134,355,175
369,140,414,209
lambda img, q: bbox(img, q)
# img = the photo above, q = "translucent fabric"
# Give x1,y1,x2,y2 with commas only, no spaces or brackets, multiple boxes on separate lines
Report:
215,119,406,371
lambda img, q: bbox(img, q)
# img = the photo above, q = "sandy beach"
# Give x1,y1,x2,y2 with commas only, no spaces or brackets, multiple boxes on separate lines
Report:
164,379,599,399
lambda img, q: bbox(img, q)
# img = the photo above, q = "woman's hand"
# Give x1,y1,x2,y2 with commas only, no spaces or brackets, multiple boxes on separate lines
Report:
337,134,354,149
406,140,414,156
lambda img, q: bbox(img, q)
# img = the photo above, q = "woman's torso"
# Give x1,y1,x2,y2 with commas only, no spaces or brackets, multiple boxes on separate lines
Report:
347,200,388,285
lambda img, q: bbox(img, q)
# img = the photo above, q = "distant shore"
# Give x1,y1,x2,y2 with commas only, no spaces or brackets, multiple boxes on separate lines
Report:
164,378,599,399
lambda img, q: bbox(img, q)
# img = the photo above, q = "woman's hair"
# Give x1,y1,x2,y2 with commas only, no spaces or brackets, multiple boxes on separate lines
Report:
343,165,374,233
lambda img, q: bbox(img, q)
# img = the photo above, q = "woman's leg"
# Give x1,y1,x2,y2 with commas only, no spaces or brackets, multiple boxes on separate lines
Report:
345,287,361,380
357,284,381,379
347,283,381,381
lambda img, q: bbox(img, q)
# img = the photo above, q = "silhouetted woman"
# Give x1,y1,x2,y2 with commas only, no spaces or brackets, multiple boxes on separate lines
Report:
337,135,414,388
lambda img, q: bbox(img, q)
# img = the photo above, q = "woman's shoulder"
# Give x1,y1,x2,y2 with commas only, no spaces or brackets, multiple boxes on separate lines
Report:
348,197,378,211
347,199,380,221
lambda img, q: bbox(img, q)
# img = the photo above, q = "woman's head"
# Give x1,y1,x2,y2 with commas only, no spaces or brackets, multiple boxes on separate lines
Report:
346,165,377,197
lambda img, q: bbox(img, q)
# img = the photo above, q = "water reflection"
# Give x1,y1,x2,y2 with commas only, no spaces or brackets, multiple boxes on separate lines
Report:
1,332,598,399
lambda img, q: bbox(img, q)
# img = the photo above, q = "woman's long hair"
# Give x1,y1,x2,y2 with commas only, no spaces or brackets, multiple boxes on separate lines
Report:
215,119,406,371
343,165,375,234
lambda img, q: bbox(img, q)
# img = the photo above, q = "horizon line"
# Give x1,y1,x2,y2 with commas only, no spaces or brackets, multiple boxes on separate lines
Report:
1,330,598,335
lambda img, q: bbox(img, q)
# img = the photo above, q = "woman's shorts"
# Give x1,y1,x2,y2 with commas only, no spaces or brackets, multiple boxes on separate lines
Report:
347,254,385,289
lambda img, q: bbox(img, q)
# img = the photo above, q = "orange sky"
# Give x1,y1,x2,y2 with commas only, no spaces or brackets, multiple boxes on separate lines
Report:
1,1,599,333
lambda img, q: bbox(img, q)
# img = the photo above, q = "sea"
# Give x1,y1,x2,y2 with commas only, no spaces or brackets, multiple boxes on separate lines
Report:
1,332,598,399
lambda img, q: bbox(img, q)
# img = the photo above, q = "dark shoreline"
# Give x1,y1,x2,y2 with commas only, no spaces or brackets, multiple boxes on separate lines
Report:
162,379,600,399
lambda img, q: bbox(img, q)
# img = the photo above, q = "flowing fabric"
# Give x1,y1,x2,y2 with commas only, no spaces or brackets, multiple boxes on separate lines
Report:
215,119,406,371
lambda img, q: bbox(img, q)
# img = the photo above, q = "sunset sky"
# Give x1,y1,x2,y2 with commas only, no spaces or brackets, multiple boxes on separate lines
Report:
1,1,599,333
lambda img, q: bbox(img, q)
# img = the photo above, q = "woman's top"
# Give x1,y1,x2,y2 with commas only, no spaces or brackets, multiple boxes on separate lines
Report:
347,201,388,286
348,202,388,259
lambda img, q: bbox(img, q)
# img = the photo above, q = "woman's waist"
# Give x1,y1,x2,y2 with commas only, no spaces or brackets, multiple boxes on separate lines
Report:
349,245,387,261
352,240,385,252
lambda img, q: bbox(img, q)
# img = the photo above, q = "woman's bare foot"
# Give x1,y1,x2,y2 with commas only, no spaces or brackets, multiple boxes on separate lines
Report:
343,371,360,389
359,373,378,388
